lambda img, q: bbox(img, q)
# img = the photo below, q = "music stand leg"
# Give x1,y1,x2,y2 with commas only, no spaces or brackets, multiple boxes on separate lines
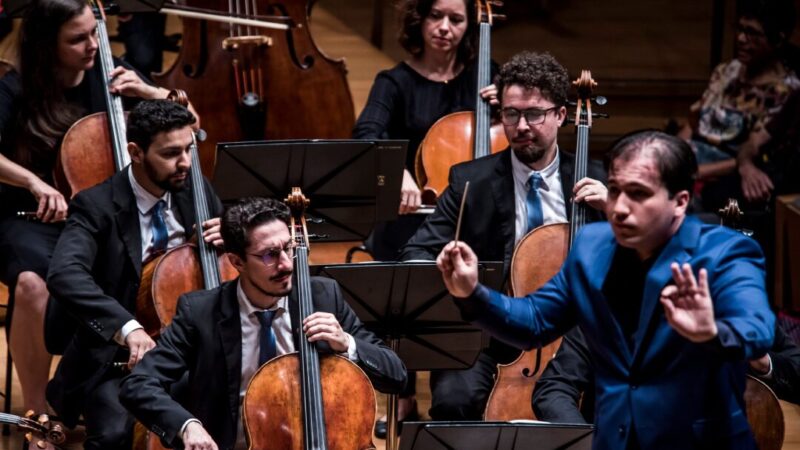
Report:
386,338,400,450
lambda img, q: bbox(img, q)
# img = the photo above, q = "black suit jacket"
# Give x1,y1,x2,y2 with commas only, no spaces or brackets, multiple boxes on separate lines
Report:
399,149,606,274
119,278,407,450
45,168,223,426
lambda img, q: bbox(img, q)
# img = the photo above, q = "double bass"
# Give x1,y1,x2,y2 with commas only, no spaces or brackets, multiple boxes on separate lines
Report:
415,0,508,204
484,70,601,421
243,188,376,449
154,0,355,174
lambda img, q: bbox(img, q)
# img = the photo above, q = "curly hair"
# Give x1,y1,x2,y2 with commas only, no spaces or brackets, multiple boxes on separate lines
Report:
222,197,291,258
398,0,478,65
126,99,196,152
495,51,570,107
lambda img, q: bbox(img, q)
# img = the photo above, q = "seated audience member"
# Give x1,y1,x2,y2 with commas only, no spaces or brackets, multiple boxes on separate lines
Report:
677,0,798,210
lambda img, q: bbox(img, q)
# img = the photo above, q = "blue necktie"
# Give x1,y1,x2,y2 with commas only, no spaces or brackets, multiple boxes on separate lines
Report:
151,200,168,254
526,173,544,233
255,310,278,365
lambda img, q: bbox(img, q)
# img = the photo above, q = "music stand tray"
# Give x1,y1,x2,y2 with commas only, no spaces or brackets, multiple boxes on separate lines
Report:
400,421,594,450
311,261,504,371
213,139,407,242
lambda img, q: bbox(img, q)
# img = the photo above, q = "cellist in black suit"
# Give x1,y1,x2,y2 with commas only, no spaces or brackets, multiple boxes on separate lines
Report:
399,51,608,421
119,197,407,450
46,100,224,449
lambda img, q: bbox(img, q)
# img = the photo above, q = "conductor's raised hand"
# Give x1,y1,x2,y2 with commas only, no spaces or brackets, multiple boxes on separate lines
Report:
436,241,479,298
660,262,718,343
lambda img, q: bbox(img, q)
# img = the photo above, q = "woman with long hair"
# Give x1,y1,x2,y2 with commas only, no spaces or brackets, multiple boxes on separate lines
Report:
0,0,189,418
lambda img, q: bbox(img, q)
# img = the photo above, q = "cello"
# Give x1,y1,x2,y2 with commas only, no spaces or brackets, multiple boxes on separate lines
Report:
415,0,508,205
483,70,601,421
55,0,129,198
243,188,376,449
55,0,204,198
153,0,355,174
136,128,236,338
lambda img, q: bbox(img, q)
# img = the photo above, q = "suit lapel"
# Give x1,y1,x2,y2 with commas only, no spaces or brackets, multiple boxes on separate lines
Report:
631,217,700,362
112,169,143,277
217,282,243,422
173,178,197,240
587,235,635,364
491,150,516,267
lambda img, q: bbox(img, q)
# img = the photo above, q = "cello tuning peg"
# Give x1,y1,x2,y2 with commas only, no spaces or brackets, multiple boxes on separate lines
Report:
593,96,608,106
566,100,577,107
492,13,507,21
591,112,610,119
490,0,504,6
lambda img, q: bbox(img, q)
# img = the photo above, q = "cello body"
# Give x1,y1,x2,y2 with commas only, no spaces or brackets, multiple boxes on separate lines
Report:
244,354,377,450
483,223,568,421
154,0,355,175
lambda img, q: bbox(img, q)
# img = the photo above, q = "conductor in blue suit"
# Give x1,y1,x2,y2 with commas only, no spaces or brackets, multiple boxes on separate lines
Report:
436,130,774,450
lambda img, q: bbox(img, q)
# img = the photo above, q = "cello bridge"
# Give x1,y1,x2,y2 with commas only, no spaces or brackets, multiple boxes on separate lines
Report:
222,36,273,50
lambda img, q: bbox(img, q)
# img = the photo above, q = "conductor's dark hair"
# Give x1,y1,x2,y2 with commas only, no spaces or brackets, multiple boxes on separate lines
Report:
222,197,291,258
605,130,697,199
398,0,478,65
126,100,196,152
495,51,570,107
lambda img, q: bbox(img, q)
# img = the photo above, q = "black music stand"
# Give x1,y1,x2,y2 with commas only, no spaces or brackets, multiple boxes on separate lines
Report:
400,421,594,450
213,139,407,242
311,261,505,450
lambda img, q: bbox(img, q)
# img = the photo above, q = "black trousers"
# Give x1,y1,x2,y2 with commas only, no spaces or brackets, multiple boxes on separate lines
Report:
428,351,498,420
83,371,135,450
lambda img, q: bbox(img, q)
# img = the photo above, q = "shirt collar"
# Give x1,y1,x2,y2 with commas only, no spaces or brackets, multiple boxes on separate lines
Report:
236,279,287,319
128,165,172,214
511,147,560,191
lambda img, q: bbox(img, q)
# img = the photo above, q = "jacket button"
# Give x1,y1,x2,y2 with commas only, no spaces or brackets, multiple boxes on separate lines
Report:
630,384,638,390
619,425,626,436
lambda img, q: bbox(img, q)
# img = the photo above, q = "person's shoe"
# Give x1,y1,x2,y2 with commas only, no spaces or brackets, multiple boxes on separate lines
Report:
373,404,420,439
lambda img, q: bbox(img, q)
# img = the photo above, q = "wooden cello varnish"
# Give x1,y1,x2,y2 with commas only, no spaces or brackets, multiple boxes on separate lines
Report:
243,188,376,450
415,0,508,204
153,0,355,177
484,70,598,421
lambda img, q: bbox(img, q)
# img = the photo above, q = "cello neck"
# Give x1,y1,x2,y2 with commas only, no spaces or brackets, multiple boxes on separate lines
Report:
568,70,598,248
287,189,329,450
473,20,492,160
90,0,129,172
188,132,222,289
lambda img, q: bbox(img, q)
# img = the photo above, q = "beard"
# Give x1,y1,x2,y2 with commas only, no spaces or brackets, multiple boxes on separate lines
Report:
512,143,546,166
144,159,188,193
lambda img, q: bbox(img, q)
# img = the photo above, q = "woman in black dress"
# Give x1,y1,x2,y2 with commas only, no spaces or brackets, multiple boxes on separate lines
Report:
353,0,497,436
0,0,181,415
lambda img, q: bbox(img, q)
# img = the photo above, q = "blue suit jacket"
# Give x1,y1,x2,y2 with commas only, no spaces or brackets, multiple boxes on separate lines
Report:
460,216,774,450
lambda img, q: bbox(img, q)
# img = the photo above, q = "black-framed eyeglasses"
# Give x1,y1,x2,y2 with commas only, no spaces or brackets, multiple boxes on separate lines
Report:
248,242,297,268
736,24,766,40
501,106,559,126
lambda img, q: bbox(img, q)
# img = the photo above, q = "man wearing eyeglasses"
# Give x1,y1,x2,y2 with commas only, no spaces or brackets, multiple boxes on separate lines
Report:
120,197,407,450
398,51,608,421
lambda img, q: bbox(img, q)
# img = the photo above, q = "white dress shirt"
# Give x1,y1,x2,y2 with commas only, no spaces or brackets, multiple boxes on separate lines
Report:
231,281,358,449
115,167,187,344
511,149,568,244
